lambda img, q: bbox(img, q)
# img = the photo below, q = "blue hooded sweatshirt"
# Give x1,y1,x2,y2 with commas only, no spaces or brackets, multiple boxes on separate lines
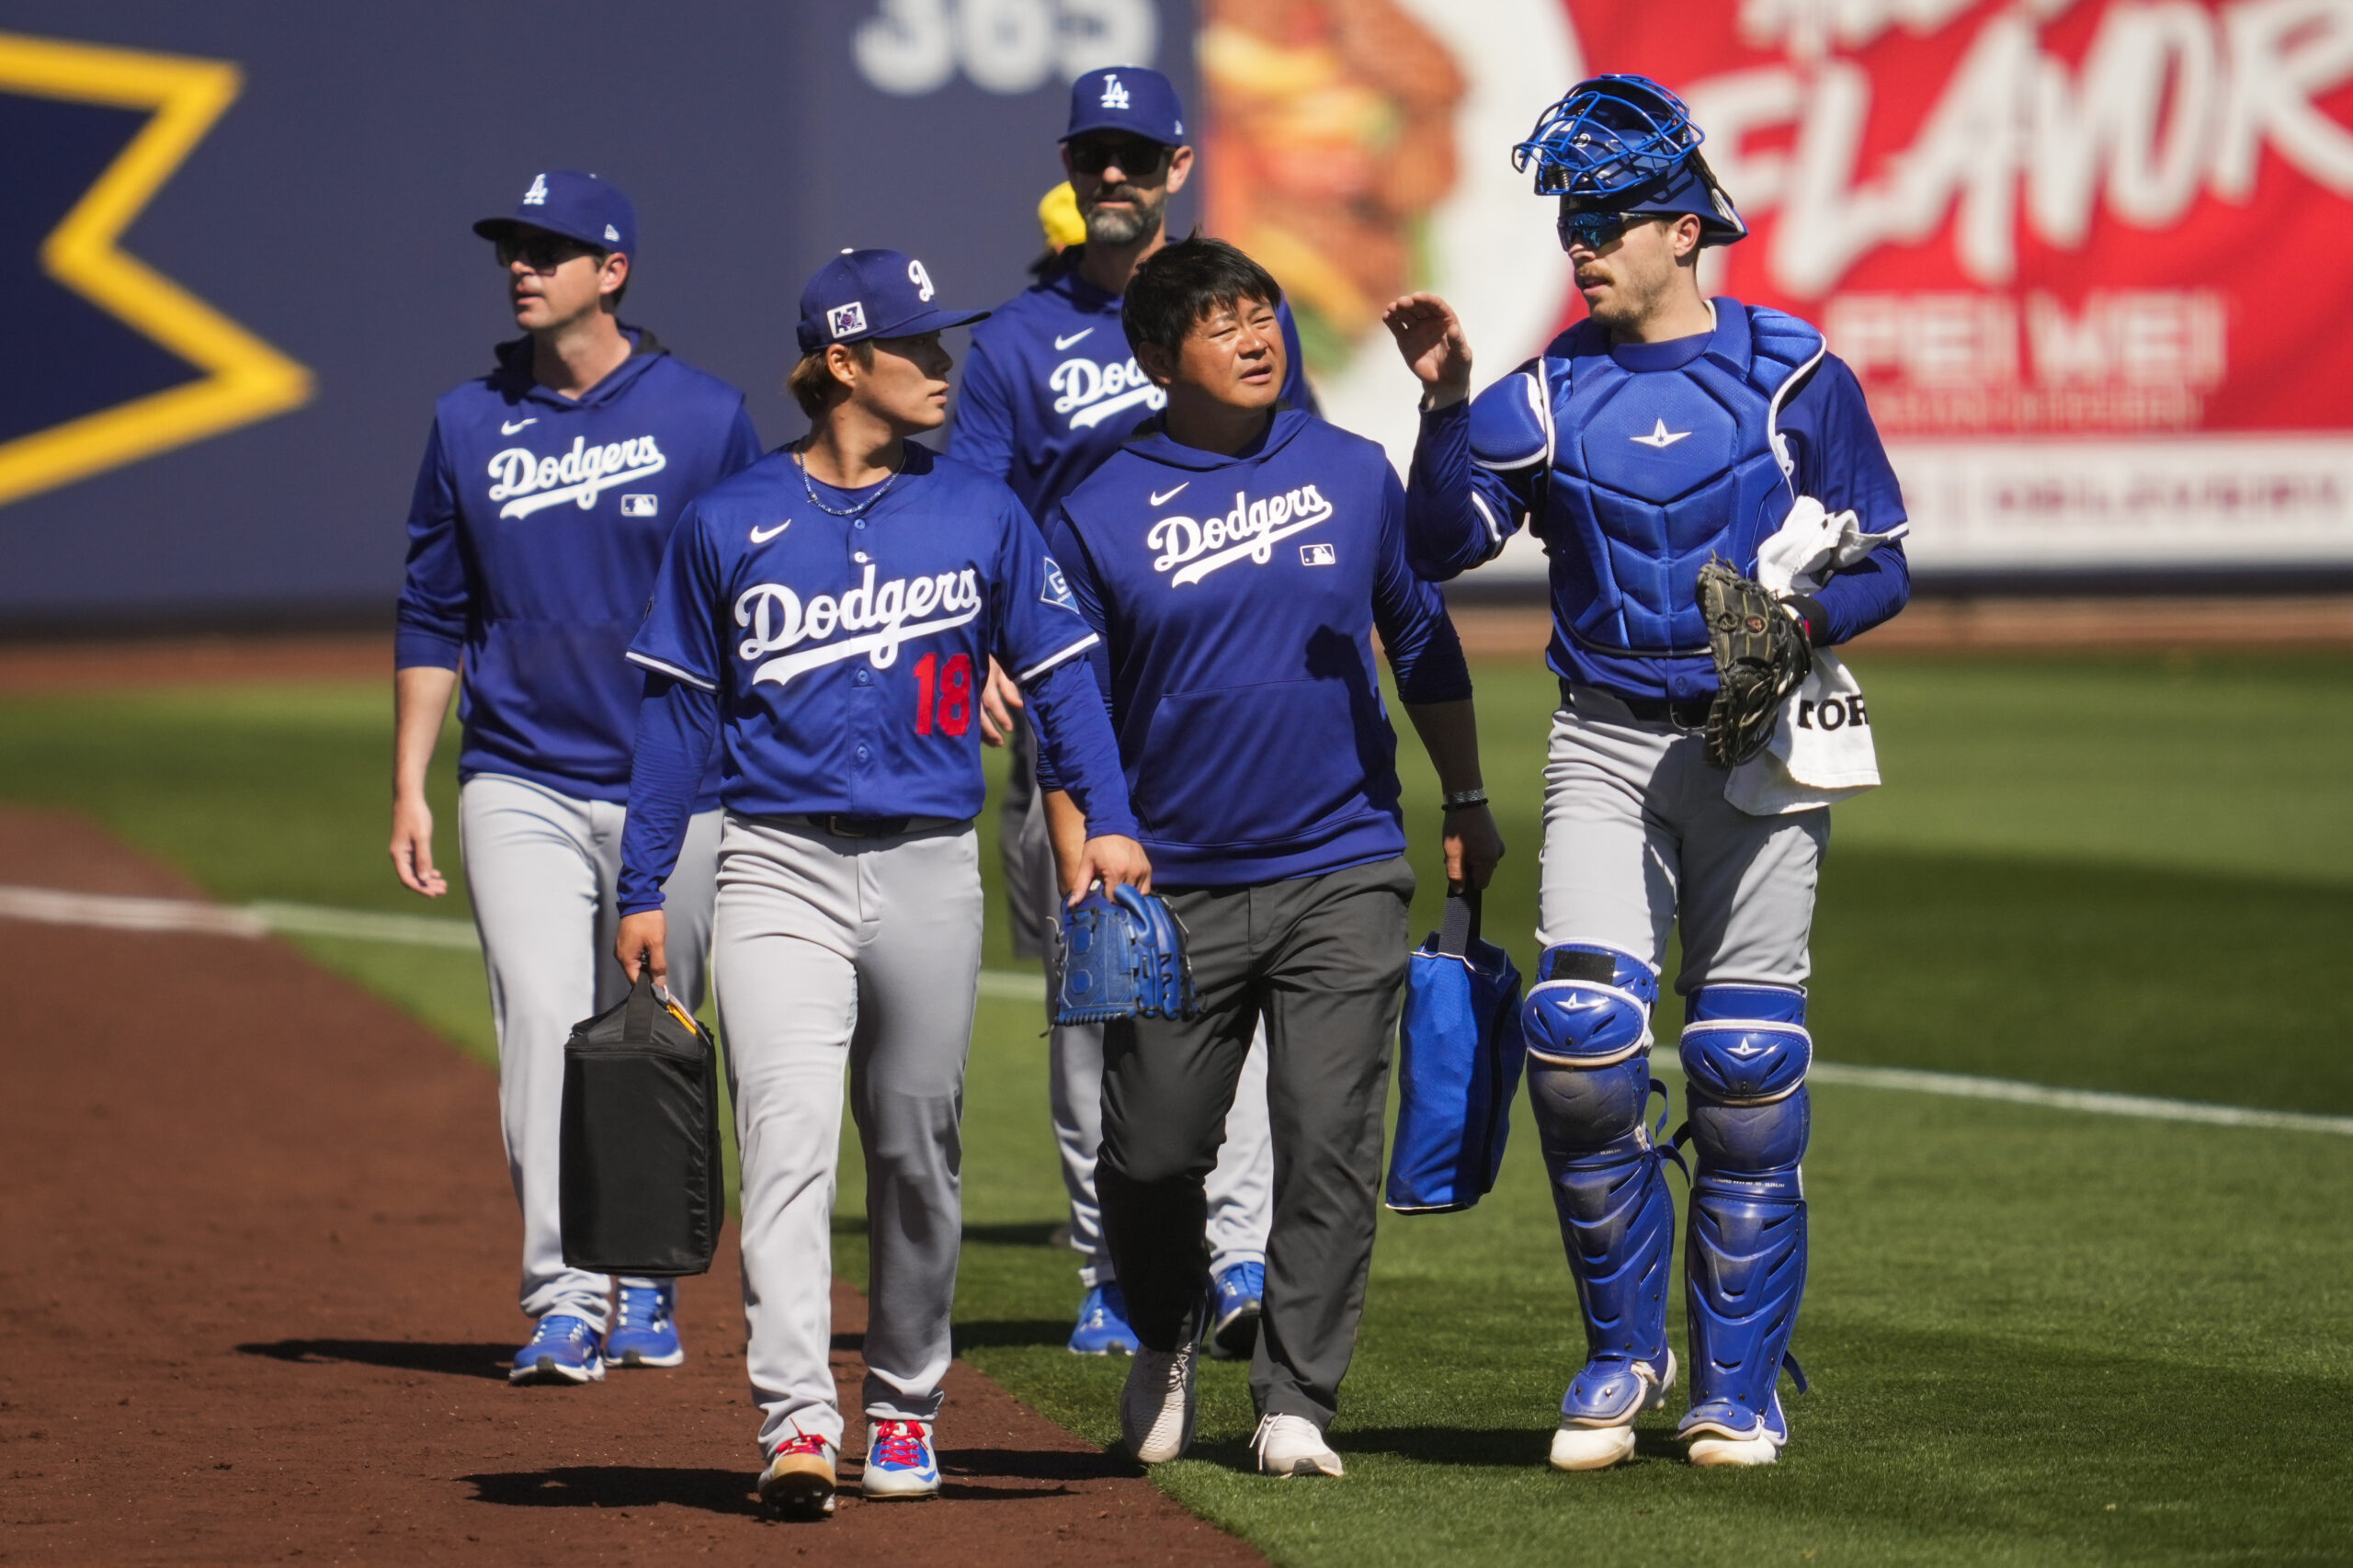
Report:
395,329,763,803
1042,406,1471,888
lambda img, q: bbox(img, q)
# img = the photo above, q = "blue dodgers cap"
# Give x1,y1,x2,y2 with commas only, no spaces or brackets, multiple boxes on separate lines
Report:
795,248,990,355
473,170,637,255
1063,65,1186,145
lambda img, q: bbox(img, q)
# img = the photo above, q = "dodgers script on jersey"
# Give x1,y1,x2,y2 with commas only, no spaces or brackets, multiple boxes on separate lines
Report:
1407,301,1912,703
396,331,762,801
612,443,1137,913
1043,408,1471,887
950,263,1320,524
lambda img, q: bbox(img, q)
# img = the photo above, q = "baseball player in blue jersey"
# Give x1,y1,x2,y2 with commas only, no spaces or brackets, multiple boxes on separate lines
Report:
392,170,762,1387
1384,75,1912,1469
951,65,1316,1358
608,249,1145,1518
1040,238,1503,1478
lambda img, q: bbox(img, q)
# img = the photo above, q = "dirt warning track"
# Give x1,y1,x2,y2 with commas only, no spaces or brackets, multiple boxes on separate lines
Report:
0,808,1258,1567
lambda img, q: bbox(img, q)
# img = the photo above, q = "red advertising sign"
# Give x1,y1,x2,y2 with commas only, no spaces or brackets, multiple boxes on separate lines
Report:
1207,0,2353,574
1569,0,2353,441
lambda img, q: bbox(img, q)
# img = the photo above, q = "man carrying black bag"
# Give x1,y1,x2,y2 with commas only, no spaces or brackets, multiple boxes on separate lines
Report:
561,971,724,1281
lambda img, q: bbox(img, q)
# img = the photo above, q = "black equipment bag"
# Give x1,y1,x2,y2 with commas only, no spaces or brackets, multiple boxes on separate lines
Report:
559,968,724,1277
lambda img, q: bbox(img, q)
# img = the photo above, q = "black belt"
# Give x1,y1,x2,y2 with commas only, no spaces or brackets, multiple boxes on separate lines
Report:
781,813,962,839
1560,677,1713,730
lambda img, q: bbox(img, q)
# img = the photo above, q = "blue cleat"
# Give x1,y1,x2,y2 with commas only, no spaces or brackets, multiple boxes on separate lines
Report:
1209,1262,1264,1361
861,1418,941,1499
605,1281,685,1369
509,1312,604,1385
1068,1283,1141,1356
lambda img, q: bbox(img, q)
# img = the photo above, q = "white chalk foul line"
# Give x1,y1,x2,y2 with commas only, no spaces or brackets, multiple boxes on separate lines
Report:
5,881,2348,1137
1648,1055,2353,1137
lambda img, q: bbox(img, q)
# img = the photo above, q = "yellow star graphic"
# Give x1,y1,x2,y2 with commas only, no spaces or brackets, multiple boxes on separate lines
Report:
0,30,311,508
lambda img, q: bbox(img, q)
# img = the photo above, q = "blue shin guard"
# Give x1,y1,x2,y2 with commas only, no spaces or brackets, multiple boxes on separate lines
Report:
1525,947,1676,1435
1677,984,1811,1454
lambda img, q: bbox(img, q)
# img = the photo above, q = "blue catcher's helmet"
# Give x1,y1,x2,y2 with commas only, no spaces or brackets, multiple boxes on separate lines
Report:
1514,74,1746,249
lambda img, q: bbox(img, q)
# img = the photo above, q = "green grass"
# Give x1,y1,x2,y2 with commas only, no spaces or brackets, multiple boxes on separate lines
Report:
3,651,2350,1564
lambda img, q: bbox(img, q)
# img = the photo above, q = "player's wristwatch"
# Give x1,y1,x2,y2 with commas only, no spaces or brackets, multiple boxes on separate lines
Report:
1440,788,1489,813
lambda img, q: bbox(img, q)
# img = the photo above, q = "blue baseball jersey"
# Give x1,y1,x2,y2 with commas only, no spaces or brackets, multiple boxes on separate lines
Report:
949,256,1320,523
395,331,762,802
1042,407,1472,889
623,442,1134,834
1407,301,1910,703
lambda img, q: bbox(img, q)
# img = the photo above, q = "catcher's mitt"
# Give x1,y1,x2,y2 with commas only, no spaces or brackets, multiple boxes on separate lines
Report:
1054,883,1198,1026
1696,558,1812,770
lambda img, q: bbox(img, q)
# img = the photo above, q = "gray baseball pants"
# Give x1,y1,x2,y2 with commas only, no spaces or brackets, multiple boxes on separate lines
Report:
714,814,982,1456
1003,719,1272,1288
1539,687,1827,988
1097,856,1414,1429
458,774,720,1330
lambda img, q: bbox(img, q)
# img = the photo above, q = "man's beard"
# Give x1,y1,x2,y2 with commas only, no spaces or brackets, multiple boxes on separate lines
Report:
1082,187,1164,247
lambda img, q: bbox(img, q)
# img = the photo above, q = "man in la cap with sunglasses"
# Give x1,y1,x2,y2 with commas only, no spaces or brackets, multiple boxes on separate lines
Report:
392,169,761,1387
1383,75,1911,1471
951,63,1313,1362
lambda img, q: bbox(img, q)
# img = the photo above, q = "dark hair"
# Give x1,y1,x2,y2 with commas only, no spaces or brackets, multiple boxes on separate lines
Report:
787,339,876,418
1120,237,1284,361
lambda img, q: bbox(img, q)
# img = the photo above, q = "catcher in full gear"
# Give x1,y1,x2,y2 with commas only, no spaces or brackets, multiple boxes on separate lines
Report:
1381,74,1912,1469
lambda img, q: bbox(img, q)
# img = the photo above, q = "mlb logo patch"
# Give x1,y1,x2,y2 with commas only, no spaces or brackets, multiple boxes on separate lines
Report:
1041,558,1078,610
620,494,657,517
828,301,867,339
1300,543,1336,566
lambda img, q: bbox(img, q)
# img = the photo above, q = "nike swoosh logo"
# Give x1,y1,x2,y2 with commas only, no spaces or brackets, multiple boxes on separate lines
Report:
750,520,790,543
1054,329,1095,350
1149,483,1188,506
501,418,538,435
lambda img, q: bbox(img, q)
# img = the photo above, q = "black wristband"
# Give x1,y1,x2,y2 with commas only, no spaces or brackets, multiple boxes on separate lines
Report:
1782,593,1829,645
1441,788,1488,812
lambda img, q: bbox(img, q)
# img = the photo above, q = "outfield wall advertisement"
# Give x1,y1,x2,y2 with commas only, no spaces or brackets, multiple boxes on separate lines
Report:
0,1,1194,621
1216,0,2353,581
4,0,2350,621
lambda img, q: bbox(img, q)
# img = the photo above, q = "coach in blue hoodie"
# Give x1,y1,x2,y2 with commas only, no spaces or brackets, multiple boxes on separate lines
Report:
1039,238,1504,1477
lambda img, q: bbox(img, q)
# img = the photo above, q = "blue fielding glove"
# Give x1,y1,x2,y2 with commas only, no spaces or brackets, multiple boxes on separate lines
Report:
1054,883,1198,1026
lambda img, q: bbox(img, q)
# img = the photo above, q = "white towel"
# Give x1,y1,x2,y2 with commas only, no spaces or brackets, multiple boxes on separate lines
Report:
1724,497,1901,817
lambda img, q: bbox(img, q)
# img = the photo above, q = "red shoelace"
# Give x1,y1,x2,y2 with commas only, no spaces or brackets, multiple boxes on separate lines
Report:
870,1420,930,1468
773,1433,830,1460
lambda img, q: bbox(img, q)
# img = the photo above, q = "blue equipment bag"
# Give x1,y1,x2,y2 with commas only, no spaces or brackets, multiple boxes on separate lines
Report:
1386,890,1528,1213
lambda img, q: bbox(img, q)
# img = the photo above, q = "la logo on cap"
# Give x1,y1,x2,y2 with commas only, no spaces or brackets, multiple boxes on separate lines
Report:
907,259,935,301
523,173,549,206
1100,73,1130,109
828,301,868,339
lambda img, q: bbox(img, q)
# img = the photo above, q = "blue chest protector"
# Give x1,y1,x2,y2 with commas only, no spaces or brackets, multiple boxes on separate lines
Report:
1472,301,1824,658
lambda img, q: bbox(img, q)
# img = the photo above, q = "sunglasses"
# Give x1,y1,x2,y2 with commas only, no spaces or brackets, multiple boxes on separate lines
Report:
1067,134,1172,176
495,233,605,271
1557,208,1635,252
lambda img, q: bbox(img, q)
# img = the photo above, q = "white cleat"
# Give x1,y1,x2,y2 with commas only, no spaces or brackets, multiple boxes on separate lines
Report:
1548,1425,1638,1471
1688,1431,1781,1467
1252,1414,1344,1477
1120,1343,1197,1463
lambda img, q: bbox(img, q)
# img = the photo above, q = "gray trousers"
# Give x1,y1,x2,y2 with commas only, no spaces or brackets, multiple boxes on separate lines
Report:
1539,688,1827,989
458,774,720,1329
1003,718,1272,1287
1097,856,1413,1429
714,814,982,1455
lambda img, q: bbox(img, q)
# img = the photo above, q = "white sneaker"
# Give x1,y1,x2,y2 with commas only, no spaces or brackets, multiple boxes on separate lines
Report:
1549,1426,1638,1471
1252,1414,1344,1477
1687,1431,1781,1467
1120,1344,1197,1463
